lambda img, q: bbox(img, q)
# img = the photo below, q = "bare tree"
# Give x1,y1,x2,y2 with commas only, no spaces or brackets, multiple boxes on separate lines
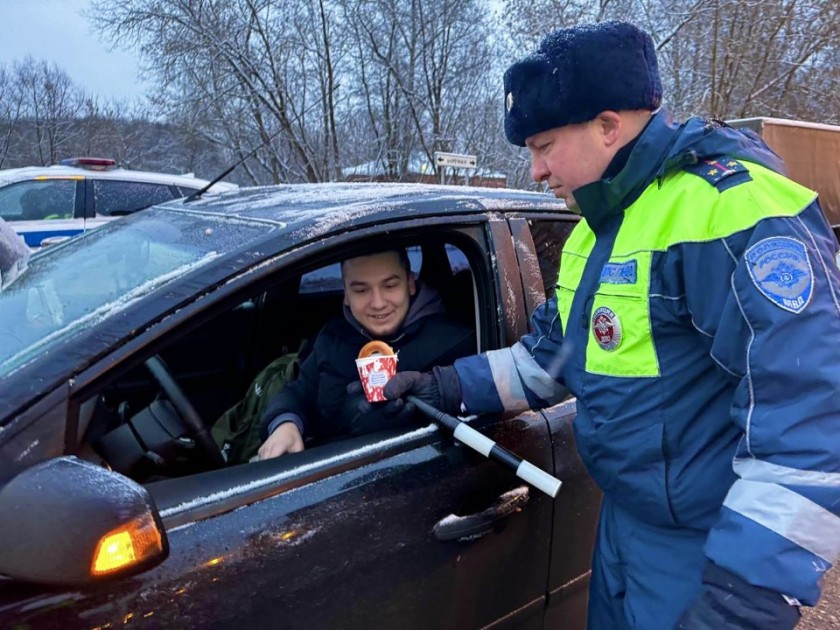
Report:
92,0,352,184
338,0,498,180
10,58,85,165
502,0,840,124
0,66,24,169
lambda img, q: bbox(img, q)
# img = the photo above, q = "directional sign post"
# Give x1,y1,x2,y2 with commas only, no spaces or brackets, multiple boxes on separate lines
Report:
434,151,477,185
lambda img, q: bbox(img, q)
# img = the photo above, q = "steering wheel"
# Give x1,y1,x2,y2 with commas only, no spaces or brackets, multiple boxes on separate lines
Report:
144,356,226,469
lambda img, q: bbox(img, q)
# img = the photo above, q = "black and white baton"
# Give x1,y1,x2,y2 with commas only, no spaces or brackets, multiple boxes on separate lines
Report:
407,395,563,498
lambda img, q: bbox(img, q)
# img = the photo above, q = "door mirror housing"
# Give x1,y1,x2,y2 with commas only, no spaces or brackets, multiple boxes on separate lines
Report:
0,456,169,585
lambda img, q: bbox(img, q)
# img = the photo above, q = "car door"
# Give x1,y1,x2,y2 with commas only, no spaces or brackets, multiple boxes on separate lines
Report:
0,178,85,248
508,215,602,627
0,215,582,629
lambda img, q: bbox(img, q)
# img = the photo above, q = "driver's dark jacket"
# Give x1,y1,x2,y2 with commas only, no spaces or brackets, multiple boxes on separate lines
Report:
259,282,475,443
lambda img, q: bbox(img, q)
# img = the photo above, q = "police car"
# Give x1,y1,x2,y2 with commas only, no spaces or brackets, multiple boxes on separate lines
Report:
0,157,237,248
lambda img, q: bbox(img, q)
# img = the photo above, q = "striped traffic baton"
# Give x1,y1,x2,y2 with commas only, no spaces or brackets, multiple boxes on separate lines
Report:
407,395,563,498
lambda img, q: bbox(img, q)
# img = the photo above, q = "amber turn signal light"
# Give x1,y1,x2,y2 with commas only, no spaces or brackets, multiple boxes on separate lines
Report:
91,513,164,576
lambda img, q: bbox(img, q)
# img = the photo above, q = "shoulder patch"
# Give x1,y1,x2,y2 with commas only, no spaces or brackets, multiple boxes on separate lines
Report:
684,156,752,191
745,237,813,313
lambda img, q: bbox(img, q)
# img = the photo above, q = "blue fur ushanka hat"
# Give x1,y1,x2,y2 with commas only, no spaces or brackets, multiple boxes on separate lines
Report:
503,21,662,146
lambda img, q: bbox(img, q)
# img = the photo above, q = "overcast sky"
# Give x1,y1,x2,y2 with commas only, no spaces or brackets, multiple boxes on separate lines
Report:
0,0,148,100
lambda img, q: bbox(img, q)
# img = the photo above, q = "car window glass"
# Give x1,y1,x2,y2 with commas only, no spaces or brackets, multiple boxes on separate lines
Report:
93,180,176,216
528,220,576,297
0,180,77,221
446,243,469,272
0,209,270,376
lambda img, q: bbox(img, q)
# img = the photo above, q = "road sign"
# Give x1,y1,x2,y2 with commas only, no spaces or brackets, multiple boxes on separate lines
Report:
434,152,477,169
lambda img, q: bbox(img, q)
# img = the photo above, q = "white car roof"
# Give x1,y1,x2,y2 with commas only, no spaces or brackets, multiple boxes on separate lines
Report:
0,164,237,192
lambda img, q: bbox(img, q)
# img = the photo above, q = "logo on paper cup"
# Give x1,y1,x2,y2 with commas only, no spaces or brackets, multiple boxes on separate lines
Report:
355,355,398,402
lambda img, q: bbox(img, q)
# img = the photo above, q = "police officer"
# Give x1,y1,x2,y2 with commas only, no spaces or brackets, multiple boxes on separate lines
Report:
385,21,840,629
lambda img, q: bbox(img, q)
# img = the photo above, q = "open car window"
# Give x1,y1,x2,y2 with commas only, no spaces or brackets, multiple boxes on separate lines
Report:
75,230,484,486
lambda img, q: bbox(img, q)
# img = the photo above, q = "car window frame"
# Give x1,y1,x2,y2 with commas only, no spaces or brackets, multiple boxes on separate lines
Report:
64,215,503,490
0,178,84,222
88,178,179,217
508,213,580,320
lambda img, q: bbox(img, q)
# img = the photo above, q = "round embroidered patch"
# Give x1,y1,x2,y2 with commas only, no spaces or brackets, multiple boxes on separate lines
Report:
592,306,622,351
745,236,813,313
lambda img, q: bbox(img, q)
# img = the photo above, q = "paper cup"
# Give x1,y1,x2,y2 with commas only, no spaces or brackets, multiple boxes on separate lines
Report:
355,354,398,402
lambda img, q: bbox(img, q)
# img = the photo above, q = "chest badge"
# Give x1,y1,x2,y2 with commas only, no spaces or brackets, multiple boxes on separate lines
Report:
592,306,622,351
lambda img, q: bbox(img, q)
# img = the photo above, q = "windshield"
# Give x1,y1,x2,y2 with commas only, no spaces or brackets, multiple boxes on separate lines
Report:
0,208,271,376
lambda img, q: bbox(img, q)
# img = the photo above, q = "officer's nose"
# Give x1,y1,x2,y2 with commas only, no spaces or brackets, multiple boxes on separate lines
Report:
531,157,550,183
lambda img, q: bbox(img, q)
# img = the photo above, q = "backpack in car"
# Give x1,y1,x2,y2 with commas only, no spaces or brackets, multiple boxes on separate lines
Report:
211,346,303,465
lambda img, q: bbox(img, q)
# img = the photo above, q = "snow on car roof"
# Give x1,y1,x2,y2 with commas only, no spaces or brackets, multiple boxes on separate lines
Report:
164,182,570,241
0,164,237,191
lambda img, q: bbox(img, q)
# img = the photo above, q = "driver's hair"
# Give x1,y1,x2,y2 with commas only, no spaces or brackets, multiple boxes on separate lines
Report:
339,247,411,278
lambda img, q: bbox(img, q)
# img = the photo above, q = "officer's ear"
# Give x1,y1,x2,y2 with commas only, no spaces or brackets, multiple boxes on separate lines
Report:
594,111,622,149
408,271,416,296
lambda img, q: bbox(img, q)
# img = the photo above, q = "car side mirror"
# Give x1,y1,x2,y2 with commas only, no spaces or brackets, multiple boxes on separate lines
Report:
0,456,169,585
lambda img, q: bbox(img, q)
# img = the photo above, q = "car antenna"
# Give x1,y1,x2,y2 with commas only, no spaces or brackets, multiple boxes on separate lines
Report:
183,127,286,203
184,92,336,203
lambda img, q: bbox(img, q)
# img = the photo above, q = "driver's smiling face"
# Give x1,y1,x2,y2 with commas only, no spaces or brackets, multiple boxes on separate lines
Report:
342,251,415,337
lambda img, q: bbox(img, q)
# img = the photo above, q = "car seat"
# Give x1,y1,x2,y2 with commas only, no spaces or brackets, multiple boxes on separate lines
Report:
19,189,49,220
418,240,478,345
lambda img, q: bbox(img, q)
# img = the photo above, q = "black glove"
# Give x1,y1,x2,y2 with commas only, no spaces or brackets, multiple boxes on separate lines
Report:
347,381,417,419
383,365,462,416
676,562,800,630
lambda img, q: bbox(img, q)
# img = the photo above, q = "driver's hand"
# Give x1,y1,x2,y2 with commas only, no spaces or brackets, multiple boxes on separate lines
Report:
257,422,304,460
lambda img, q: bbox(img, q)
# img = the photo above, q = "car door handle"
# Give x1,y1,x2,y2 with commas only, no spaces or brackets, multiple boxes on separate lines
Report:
39,236,71,248
433,486,530,541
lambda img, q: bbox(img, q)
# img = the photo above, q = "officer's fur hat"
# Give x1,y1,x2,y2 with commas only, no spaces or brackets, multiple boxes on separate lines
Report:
503,21,662,146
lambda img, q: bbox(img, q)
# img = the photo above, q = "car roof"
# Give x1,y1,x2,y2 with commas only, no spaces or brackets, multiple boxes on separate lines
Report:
0,164,237,191
165,181,571,240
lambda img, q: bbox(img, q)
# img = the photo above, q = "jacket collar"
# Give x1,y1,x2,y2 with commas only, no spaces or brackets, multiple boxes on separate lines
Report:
572,110,786,233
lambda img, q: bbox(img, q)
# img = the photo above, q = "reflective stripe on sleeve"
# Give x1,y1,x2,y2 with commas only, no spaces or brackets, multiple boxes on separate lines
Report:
510,342,568,403
723,479,840,563
734,457,840,488
486,348,530,410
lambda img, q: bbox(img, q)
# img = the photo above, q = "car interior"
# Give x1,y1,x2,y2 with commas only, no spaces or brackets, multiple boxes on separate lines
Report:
74,231,490,484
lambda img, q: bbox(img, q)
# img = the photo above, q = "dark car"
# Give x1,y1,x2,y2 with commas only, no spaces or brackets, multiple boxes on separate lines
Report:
0,183,600,629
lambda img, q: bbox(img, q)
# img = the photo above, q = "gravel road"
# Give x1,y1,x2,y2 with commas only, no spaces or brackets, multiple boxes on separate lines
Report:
800,568,839,629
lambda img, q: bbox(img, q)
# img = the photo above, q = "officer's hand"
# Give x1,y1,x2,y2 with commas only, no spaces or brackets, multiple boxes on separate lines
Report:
257,422,304,460
383,371,442,409
676,562,799,629
347,381,417,421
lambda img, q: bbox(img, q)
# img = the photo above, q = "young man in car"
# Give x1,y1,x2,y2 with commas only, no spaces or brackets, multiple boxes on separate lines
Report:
384,21,840,630
256,247,475,460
